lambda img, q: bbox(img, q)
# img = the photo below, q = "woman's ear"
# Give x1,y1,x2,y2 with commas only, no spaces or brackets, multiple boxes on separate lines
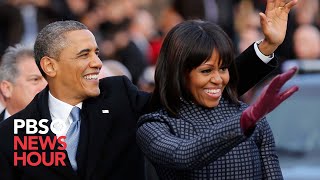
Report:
40,56,57,78
0,80,13,99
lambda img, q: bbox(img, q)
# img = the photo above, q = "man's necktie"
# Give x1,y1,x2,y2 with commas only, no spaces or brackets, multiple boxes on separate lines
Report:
66,106,81,171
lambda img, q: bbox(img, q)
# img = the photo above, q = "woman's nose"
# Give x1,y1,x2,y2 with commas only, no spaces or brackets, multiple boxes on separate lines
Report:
210,73,222,84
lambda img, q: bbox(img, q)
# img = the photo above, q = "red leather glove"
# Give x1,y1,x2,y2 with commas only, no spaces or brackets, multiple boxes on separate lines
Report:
240,67,299,133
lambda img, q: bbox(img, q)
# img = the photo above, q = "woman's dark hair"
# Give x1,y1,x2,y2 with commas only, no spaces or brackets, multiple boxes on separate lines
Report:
152,20,239,116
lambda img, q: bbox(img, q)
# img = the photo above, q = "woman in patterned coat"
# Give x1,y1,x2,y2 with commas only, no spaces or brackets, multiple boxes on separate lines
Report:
136,19,299,180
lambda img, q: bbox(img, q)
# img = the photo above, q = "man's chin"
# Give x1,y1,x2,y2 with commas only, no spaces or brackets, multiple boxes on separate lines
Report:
88,88,101,97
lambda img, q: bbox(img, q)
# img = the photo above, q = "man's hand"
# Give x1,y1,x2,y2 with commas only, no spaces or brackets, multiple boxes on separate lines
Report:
258,0,298,55
240,67,299,133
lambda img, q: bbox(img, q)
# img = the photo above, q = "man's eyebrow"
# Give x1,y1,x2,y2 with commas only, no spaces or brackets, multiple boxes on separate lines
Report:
76,49,90,55
76,48,100,55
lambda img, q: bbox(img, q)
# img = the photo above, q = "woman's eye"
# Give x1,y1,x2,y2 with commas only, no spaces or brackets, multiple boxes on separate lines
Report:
201,69,212,74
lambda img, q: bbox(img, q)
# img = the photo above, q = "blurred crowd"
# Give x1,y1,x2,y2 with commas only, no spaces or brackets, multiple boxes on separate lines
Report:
0,0,319,107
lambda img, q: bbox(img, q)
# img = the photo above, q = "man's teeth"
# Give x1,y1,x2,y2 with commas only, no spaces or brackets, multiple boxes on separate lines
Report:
84,74,98,80
205,89,221,94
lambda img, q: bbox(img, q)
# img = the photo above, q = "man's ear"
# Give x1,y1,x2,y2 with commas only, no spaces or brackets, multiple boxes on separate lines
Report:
0,80,13,99
40,56,57,78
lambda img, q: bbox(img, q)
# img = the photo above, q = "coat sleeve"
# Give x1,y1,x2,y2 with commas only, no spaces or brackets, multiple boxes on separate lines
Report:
121,76,152,115
136,112,249,170
235,44,278,96
256,118,284,180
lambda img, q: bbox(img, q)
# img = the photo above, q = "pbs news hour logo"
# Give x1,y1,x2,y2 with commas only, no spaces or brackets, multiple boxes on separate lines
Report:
14,119,69,167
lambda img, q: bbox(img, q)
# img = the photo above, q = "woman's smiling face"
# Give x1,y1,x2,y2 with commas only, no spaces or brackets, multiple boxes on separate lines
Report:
188,50,229,108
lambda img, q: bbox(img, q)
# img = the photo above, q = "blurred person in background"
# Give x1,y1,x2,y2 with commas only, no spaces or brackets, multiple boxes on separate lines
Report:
293,24,320,60
99,19,148,85
171,0,236,39
0,0,63,57
54,0,94,21
95,0,149,85
233,0,264,55
273,0,319,61
0,44,47,122
293,0,319,26
98,59,132,80
148,6,183,65
138,65,155,93
237,28,263,54
129,9,157,64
